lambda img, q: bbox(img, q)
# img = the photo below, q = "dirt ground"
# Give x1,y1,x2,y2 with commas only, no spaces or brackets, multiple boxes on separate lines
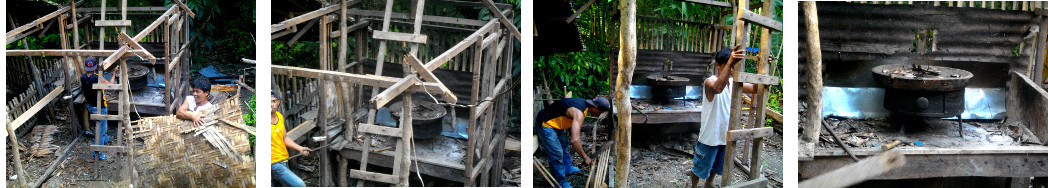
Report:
534,119,784,188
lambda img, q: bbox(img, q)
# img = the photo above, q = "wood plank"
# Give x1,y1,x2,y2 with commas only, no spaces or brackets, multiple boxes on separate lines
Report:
92,83,125,90
736,72,779,85
102,6,178,70
94,20,132,27
172,0,196,18
480,0,521,40
5,1,83,39
726,177,768,188
90,114,123,121
348,169,400,184
404,54,458,103
740,9,782,32
89,145,127,153
372,31,428,44
565,0,597,23
271,4,340,32
422,19,499,71
680,0,732,7
285,121,316,141
727,127,774,141
357,123,403,137
347,8,488,27
270,65,445,94
117,32,156,63
6,49,152,57
7,86,63,131
339,146,466,182
370,76,419,109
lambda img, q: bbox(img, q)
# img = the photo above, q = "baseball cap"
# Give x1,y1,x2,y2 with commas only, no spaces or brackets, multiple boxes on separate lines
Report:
586,96,612,112
84,57,98,71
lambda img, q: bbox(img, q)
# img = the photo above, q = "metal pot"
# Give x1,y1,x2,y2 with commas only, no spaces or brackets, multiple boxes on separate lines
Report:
389,100,447,139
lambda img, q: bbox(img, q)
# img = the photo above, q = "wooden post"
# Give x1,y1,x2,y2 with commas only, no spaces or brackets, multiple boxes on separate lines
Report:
802,1,823,151
722,0,750,186
614,0,637,186
1036,13,1048,84
7,125,27,187
318,13,333,187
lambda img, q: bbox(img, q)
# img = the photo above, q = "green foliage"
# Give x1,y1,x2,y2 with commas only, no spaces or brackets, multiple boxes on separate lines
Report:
536,52,611,99
243,94,257,153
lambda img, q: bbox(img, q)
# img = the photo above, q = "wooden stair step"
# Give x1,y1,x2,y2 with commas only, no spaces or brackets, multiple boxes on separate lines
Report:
89,114,124,121
728,127,774,141
736,72,779,85
358,123,403,137
348,169,400,184
740,9,782,32
92,84,126,90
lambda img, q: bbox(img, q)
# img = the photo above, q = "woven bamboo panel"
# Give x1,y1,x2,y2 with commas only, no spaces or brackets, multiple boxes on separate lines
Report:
130,96,254,187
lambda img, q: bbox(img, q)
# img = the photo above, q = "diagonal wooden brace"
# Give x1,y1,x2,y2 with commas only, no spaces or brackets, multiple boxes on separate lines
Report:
117,32,157,64
404,54,458,104
173,0,196,18
370,75,419,109
480,0,521,40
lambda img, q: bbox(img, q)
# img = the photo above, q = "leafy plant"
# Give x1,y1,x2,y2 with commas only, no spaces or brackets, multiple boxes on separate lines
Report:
243,94,257,154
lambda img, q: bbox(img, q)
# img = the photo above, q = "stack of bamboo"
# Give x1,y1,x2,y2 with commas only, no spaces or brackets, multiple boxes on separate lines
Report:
130,96,254,187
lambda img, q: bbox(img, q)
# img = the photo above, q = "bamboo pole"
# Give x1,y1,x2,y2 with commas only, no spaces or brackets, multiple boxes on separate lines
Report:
613,0,637,186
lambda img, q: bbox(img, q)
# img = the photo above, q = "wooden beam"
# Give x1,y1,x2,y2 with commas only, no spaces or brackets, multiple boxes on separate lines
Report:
117,32,156,63
370,76,419,109
404,54,458,103
566,0,597,23
6,49,153,57
270,65,445,94
271,4,340,32
348,8,488,27
94,20,132,26
89,145,127,153
472,78,510,118
348,169,400,184
726,177,768,188
357,123,403,137
76,6,170,12
802,0,823,157
90,114,124,121
172,0,196,18
727,127,774,141
681,0,732,7
799,150,905,188
740,9,782,32
423,19,500,71
285,121,316,141
102,6,178,70
286,18,317,45
6,86,64,132
5,1,84,39
373,31,428,44
480,0,521,40
736,72,779,85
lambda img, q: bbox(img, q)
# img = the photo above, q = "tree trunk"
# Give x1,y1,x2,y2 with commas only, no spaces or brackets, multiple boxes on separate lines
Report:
613,0,637,187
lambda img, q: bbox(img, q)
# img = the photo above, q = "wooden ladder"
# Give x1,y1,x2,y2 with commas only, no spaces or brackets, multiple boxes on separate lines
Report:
721,0,781,187
88,0,138,186
350,0,429,186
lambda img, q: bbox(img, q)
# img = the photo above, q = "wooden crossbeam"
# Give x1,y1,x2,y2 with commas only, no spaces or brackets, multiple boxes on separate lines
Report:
736,72,779,85
90,114,124,121
566,0,597,23
4,86,63,136
89,145,126,153
740,9,782,32
285,121,316,141
5,1,84,39
373,31,428,44
102,6,178,70
472,77,510,118
681,0,732,7
728,127,774,141
271,4,340,32
94,20,132,27
480,0,521,40
348,169,400,184
271,65,446,94
358,123,403,137
423,19,499,71
6,49,153,57
347,8,489,27
370,76,419,109
117,32,157,63
403,54,458,103
173,0,196,18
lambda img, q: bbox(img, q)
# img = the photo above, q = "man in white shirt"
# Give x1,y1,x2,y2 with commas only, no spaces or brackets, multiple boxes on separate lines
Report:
176,77,214,127
689,46,756,188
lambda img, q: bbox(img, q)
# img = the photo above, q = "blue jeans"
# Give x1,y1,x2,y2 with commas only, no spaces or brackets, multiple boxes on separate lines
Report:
272,162,306,187
537,125,573,188
87,105,109,159
691,142,726,179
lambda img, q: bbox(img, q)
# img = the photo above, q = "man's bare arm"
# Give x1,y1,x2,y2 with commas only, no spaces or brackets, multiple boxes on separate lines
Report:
567,107,592,165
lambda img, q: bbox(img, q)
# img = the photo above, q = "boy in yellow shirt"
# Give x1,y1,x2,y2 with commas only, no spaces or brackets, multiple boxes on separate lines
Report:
271,91,310,187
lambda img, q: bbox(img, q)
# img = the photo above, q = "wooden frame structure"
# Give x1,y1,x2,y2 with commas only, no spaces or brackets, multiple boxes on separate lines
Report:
271,0,518,186
5,1,195,187
799,2,1048,186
